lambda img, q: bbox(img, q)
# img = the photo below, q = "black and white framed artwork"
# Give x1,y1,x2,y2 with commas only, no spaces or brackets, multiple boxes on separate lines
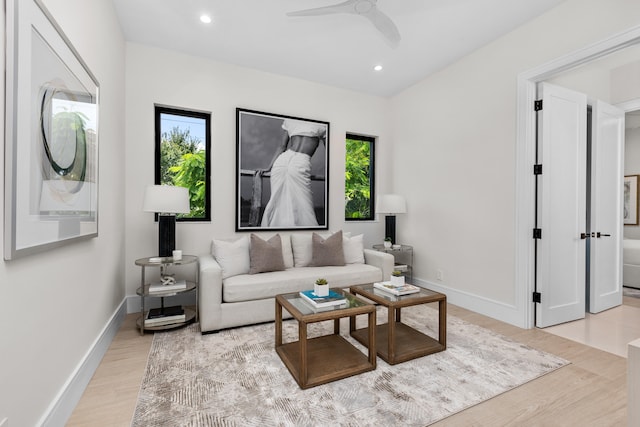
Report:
236,109,329,231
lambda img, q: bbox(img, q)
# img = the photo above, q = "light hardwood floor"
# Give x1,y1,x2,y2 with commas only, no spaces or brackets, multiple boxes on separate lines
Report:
67,299,638,426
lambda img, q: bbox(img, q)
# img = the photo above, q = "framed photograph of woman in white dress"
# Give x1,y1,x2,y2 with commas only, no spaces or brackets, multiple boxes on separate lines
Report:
236,109,329,231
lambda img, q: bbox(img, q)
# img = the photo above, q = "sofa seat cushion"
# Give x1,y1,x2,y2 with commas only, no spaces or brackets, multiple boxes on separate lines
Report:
222,264,382,303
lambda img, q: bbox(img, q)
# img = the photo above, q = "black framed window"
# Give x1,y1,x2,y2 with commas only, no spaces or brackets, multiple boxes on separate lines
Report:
345,133,375,220
154,105,211,221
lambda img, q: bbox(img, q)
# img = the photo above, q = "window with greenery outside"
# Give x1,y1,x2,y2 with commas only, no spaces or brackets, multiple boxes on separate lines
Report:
345,134,375,220
155,106,211,221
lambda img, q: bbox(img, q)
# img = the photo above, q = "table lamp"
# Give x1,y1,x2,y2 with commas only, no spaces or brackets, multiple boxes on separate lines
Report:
376,194,407,245
143,185,190,257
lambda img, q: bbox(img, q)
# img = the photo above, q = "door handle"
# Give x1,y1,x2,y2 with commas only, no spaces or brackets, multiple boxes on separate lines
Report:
580,233,590,239
596,232,611,238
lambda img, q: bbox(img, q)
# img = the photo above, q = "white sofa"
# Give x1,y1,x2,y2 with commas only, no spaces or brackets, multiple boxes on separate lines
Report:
624,239,640,289
198,231,394,333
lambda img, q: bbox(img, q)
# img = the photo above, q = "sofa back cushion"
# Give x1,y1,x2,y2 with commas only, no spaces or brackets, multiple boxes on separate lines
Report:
310,231,345,266
291,233,315,267
212,236,250,279
249,234,286,274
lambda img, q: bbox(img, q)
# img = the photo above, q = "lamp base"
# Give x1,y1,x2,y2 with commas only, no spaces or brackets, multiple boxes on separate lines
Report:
385,215,397,245
158,214,176,257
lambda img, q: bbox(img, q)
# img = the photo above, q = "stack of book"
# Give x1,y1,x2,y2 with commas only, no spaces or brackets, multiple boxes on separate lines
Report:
144,305,185,327
299,289,347,308
374,281,420,296
148,279,187,294
393,264,408,272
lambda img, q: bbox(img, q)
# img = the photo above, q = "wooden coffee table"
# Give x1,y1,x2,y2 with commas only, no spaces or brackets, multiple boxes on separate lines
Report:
275,289,376,389
349,284,446,365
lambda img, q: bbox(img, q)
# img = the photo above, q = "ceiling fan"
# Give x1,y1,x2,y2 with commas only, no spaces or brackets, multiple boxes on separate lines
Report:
287,0,401,48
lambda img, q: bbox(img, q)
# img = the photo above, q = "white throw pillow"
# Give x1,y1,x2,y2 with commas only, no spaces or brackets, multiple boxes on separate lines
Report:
343,234,365,264
212,236,250,279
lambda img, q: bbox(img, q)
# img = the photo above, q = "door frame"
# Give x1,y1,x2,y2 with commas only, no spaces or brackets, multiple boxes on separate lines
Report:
516,25,640,329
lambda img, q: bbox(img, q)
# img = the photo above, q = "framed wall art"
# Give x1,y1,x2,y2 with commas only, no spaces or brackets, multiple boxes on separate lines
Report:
4,0,99,260
625,175,638,226
236,109,329,231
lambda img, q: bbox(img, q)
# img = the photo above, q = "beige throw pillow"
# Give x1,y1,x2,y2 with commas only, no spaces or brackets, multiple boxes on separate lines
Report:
249,234,286,274
291,231,351,267
310,230,345,266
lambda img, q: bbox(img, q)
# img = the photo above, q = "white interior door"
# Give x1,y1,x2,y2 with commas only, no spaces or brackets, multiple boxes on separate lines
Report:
589,100,624,313
536,82,587,328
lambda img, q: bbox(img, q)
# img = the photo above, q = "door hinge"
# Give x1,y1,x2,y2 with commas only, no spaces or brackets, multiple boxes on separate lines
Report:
534,100,543,111
533,164,542,175
533,228,542,239
533,292,541,303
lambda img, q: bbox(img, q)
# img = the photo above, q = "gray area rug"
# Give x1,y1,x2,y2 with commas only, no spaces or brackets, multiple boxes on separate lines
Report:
132,305,569,426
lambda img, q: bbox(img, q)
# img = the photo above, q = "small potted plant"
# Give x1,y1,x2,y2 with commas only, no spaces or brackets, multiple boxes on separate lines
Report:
390,270,405,286
383,237,392,249
314,278,329,297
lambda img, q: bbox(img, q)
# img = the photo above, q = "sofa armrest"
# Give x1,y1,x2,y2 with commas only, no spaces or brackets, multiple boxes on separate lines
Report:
364,249,394,281
198,253,223,332
199,253,223,304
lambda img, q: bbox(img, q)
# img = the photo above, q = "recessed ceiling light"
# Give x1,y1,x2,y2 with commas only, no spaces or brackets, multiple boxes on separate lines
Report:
374,65,383,71
200,14,212,24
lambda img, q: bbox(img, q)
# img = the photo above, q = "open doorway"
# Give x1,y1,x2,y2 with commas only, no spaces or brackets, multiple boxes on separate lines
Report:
515,26,640,329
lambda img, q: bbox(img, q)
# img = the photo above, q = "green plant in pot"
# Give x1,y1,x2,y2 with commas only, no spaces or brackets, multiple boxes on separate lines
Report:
314,278,329,296
384,237,392,248
390,270,405,286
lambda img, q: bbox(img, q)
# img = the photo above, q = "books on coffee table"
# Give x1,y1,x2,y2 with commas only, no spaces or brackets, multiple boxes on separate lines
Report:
374,281,420,296
299,289,346,308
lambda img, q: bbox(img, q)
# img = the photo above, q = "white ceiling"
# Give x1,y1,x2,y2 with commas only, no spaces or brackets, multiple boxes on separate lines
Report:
112,0,566,97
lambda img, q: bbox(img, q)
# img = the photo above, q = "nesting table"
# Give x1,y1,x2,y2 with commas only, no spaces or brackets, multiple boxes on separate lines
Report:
275,289,377,389
349,284,447,365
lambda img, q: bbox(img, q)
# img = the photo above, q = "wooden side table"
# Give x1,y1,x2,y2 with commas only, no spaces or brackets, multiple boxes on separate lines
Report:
275,290,376,389
349,283,446,365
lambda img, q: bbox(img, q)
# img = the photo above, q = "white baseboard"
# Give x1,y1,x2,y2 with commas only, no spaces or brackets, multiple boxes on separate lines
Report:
414,278,526,328
39,299,127,427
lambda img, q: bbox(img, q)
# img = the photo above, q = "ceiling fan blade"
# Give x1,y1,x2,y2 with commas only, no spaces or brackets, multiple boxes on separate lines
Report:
287,0,359,17
362,7,401,48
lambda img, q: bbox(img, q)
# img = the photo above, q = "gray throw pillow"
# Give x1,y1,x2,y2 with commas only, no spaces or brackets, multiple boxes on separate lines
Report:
249,234,286,274
310,230,345,266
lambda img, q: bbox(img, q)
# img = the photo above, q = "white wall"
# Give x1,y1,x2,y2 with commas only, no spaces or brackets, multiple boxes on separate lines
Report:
390,0,640,326
0,1,126,426
123,44,391,298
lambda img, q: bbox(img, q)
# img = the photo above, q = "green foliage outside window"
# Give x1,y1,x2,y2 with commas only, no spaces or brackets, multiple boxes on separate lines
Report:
160,126,205,219
169,151,206,218
345,136,374,220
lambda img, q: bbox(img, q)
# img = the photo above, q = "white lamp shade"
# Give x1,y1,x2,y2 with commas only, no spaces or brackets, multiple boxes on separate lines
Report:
376,194,407,214
143,185,190,214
